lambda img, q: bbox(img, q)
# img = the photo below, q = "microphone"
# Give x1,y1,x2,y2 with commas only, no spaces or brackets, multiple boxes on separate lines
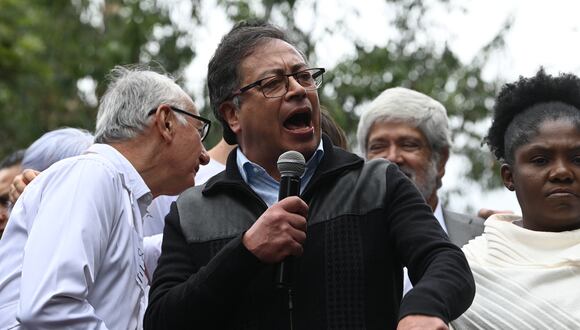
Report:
275,150,306,288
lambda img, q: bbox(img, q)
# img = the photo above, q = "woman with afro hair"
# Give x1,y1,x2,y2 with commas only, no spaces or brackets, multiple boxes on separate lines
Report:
452,69,580,329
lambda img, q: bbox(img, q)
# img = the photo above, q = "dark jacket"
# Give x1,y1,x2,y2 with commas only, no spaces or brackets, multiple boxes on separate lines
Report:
145,136,475,329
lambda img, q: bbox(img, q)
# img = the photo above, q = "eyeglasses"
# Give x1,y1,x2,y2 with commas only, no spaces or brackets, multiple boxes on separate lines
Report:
147,106,211,141
232,67,325,99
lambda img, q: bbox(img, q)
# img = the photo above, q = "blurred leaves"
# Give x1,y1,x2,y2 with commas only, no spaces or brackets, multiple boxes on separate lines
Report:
0,0,509,203
216,0,508,195
0,0,198,155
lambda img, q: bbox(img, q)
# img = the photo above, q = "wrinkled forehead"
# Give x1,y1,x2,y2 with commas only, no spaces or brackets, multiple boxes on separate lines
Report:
369,120,429,142
239,38,308,80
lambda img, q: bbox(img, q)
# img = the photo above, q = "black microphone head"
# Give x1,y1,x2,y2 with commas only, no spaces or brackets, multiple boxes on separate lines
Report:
277,151,306,177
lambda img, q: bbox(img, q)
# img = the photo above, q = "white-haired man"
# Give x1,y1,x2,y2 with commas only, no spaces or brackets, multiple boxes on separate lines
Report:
0,65,210,329
357,87,485,293
358,87,485,246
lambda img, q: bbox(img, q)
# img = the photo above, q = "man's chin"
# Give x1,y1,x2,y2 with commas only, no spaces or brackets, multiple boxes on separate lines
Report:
286,140,319,160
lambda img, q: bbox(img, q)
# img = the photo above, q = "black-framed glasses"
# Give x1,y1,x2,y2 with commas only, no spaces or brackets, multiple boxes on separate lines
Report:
147,106,211,142
232,67,325,99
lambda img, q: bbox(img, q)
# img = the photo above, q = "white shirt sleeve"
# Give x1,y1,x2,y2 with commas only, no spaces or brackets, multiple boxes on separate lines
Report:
143,234,163,282
17,161,120,329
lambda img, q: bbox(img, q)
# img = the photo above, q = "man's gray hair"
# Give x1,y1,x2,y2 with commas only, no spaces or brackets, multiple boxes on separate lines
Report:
95,65,189,143
23,127,94,171
357,87,451,158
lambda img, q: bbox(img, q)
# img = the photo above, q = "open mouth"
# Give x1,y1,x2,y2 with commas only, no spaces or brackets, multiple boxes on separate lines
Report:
284,111,312,131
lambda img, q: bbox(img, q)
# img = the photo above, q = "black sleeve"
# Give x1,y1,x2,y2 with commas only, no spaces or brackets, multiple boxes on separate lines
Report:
384,165,475,323
144,202,264,329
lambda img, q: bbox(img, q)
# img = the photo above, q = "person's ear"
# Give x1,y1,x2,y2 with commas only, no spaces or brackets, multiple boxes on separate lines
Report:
152,105,175,142
219,101,241,135
500,163,515,191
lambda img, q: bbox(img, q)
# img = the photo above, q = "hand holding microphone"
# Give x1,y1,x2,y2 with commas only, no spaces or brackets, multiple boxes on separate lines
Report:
242,151,308,269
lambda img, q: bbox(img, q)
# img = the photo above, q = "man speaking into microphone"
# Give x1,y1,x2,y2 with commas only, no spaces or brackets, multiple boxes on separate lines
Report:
145,21,475,330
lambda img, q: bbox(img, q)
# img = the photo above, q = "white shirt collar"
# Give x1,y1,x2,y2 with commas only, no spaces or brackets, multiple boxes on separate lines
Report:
433,200,449,234
84,144,152,206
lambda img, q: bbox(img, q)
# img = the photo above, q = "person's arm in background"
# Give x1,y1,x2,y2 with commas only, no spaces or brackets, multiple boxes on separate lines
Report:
17,164,119,329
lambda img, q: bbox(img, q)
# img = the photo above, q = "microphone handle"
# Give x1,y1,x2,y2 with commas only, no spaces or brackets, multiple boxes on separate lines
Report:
278,175,301,201
276,175,301,288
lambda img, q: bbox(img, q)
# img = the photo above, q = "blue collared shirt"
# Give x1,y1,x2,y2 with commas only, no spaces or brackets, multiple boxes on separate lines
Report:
236,140,325,207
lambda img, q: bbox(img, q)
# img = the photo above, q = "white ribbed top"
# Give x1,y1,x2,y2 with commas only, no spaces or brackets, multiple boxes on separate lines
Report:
452,214,580,330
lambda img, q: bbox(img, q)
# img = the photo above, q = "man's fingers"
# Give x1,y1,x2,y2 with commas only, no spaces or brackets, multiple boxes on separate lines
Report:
288,240,304,257
283,212,307,232
278,196,309,218
287,225,307,244
22,169,40,184
477,208,514,219
8,187,19,204
9,174,24,204
8,170,41,204
242,197,309,263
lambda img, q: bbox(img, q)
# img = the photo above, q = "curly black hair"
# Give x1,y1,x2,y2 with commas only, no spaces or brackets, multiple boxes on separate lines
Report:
486,68,580,163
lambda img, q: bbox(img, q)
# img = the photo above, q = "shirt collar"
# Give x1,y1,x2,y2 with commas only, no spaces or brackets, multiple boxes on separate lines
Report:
84,144,152,206
236,139,325,184
433,200,449,234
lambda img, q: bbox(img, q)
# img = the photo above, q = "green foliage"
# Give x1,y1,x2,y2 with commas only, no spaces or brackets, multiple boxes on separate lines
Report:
215,0,508,192
0,0,198,156
0,0,510,201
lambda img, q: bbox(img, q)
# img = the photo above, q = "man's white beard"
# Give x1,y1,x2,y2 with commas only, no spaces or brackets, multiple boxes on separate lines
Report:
399,160,438,202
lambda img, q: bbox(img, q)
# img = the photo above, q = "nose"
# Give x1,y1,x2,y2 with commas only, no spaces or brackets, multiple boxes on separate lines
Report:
199,146,210,166
382,146,403,165
284,75,307,99
548,158,574,183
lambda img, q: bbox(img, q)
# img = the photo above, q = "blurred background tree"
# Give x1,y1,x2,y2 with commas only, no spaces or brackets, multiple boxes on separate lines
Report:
0,0,512,210
0,0,199,154
211,0,511,201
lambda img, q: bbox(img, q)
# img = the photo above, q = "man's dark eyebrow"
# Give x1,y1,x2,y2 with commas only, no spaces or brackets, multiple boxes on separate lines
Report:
258,68,285,77
290,63,308,72
256,63,309,79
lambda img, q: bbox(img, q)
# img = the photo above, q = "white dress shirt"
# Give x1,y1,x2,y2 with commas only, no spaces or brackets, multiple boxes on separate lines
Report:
0,144,152,329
